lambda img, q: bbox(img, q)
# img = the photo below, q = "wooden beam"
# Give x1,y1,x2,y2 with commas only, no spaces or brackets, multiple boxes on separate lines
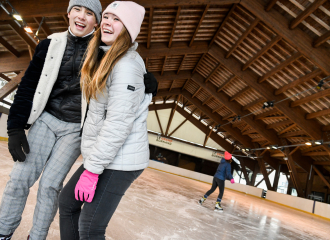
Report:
0,73,12,82
313,31,330,48
290,0,327,30
306,109,330,120
208,45,325,146
139,41,209,59
204,123,215,147
257,158,273,190
0,36,20,58
7,20,37,50
34,17,52,36
314,161,330,166
217,75,236,92
313,165,330,189
205,64,222,83
189,5,209,47
154,104,164,135
165,95,181,136
302,145,324,154
273,164,281,191
202,95,213,106
239,158,251,185
148,103,175,111
242,129,257,135
192,53,206,74
181,89,254,148
252,137,267,143
177,54,187,75
291,88,330,108
192,86,202,98
241,124,250,133
168,108,197,137
0,71,26,101
147,7,153,49
275,69,323,95
169,80,176,92
254,108,279,120
230,87,251,102
266,119,293,129
161,56,167,76
168,6,181,48
240,0,330,75
243,35,281,71
209,3,237,47
277,123,297,135
223,113,236,121
259,52,302,83
212,104,223,113
226,17,259,59
242,98,265,111
156,89,182,97
305,165,314,198
265,0,278,11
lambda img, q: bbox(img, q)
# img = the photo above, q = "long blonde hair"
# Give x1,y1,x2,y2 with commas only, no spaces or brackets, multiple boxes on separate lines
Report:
81,26,132,102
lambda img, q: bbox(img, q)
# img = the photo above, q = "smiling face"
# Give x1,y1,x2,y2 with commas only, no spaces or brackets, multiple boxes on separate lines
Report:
68,6,98,37
101,13,124,46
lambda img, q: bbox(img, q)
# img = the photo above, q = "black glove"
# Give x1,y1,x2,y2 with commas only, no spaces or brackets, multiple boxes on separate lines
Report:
144,70,158,97
8,128,30,162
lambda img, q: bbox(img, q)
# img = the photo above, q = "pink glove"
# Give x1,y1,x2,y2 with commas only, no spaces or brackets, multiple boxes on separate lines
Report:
230,179,235,184
75,170,99,203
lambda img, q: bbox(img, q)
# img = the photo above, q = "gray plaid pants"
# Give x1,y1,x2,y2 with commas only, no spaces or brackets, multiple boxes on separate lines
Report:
0,111,81,240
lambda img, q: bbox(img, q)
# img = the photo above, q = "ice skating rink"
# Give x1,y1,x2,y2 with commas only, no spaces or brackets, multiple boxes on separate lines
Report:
0,141,329,240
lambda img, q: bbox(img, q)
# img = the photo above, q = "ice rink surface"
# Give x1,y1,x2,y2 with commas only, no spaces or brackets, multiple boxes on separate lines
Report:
0,141,329,239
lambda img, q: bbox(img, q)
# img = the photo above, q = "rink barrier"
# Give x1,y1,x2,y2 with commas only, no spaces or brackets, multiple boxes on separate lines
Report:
0,137,8,141
148,160,330,221
148,160,263,198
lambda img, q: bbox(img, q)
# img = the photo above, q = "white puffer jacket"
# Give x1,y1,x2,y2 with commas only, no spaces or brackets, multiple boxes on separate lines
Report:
81,42,152,174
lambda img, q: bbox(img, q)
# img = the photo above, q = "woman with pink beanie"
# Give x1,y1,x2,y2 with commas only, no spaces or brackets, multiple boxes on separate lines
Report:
58,1,151,239
198,151,235,211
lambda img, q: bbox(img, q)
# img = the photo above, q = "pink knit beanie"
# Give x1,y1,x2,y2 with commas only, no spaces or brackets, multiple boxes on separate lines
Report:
103,1,145,43
224,151,232,160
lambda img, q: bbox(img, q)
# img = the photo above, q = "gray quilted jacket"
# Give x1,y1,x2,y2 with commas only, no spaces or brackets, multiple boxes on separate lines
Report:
81,42,152,174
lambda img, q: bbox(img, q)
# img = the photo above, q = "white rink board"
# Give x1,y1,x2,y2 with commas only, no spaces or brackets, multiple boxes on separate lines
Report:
148,160,263,198
266,190,314,213
314,201,330,219
0,113,8,138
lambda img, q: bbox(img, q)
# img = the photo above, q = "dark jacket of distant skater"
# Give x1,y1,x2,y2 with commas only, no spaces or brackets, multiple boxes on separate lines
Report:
214,158,233,181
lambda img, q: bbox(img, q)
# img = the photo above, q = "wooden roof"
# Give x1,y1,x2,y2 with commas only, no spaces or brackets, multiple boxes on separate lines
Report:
1,0,330,196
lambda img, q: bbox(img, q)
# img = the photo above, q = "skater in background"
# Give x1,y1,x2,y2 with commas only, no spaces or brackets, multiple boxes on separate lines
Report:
58,1,151,239
198,151,235,211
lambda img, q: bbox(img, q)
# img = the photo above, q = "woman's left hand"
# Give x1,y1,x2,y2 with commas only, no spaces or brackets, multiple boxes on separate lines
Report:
75,170,99,203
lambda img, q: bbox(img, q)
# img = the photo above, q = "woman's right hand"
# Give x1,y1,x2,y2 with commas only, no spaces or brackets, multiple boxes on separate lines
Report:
230,179,235,184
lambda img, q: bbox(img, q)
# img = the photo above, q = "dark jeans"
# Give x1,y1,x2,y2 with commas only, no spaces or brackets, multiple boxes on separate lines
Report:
205,177,225,201
58,164,143,240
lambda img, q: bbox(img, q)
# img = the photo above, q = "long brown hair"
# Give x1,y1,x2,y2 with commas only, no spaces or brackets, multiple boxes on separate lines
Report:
80,26,132,102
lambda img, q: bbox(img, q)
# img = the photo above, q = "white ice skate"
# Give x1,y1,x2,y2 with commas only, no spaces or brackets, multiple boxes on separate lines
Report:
198,197,206,205
214,202,223,212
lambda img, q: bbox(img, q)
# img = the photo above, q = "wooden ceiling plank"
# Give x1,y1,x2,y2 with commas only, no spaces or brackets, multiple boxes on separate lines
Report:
259,52,302,83
192,86,202,98
254,108,279,120
0,73,12,82
304,152,329,157
192,53,206,74
205,63,221,83
189,5,209,47
242,129,257,135
212,104,223,113
242,98,265,111
168,6,181,48
226,17,259,59
240,0,330,75
209,45,324,144
217,75,236,92
209,3,237,47
277,123,296,135
278,130,307,138
230,86,251,102
290,0,327,30
161,56,167,76
275,69,323,95
0,36,20,57
291,88,330,108
202,95,213,105
204,123,215,147
147,7,154,49
242,35,281,71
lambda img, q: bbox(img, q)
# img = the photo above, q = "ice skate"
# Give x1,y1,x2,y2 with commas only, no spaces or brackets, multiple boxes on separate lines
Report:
0,233,13,240
214,201,223,212
198,197,206,205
